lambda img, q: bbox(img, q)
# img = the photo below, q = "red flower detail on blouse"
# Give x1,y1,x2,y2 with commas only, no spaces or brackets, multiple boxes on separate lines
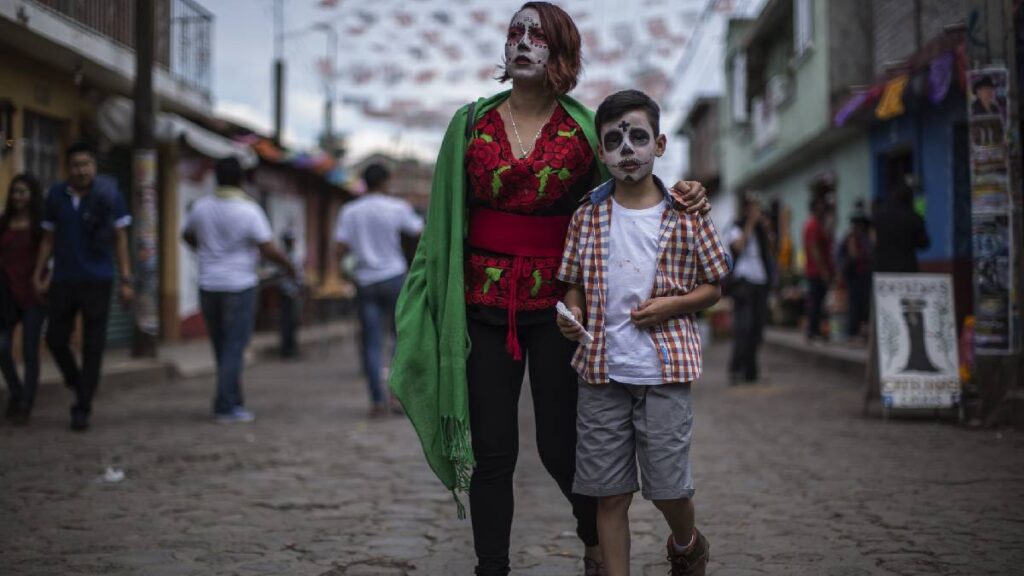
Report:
465,105,593,212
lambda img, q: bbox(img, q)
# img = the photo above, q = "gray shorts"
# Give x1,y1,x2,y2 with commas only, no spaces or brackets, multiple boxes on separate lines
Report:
573,380,694,501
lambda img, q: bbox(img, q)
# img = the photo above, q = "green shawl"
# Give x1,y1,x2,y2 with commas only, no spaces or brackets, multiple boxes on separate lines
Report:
389,90,608,516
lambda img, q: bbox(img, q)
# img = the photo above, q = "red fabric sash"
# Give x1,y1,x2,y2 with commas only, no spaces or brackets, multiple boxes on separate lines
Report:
467,208,572,257
466,208,572,360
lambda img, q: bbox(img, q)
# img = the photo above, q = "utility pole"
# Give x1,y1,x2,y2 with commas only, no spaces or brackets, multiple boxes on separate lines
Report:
965,0,1023,425
273,0,285,146
313,22,337,156
132,0,159,357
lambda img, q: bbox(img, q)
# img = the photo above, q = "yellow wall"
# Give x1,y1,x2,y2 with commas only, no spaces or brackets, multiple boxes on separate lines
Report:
0,44,84,202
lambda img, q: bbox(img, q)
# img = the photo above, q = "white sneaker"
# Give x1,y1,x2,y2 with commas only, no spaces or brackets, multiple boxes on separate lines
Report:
216,407,256,423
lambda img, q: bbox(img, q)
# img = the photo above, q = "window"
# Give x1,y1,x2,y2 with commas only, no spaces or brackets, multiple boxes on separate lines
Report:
22,111,63,189
731,52,748,123
794,0,814,56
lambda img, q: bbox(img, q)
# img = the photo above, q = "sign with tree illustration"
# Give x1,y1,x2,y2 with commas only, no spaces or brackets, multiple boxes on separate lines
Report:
873,274,960,409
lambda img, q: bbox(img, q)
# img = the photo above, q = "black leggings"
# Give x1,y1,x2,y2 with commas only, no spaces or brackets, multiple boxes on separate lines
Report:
467,316,598,576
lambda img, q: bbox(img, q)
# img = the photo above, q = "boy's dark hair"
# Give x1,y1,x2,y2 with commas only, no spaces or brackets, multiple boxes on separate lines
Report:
66,141,96,161
595,89,661,136
363,163,391,191
215,157,244,187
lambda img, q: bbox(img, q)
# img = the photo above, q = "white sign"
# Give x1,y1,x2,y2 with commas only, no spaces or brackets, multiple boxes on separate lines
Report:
873,274,961,409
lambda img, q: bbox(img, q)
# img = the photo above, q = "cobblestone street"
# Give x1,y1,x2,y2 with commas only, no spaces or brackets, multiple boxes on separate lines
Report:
2,339,1022,576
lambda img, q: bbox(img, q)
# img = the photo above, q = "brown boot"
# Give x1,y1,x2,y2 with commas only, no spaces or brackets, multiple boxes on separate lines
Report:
666,529,709,576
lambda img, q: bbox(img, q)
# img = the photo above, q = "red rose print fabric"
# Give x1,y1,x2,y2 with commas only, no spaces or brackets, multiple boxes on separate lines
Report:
463,104,595,321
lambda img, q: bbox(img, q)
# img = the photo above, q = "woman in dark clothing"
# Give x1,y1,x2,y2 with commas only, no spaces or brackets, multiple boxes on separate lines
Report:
0,174,47,424
840,205,872,339
727,192,774,383
873,181,930,273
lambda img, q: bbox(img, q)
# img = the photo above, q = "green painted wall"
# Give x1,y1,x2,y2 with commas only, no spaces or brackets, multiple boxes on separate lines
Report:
760,133,872,270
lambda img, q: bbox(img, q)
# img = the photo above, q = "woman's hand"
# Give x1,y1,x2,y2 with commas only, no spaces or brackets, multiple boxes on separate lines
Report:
556,306,585,341
672,180,711,215
33,272,50,300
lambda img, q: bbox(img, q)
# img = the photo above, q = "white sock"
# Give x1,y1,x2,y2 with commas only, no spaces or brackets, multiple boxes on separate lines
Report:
672,531,696,554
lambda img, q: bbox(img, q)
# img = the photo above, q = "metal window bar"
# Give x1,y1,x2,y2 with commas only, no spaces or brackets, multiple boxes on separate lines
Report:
27,0,212,100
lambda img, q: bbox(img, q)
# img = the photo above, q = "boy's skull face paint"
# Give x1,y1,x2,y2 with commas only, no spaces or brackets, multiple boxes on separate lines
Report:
601,111,656,182
505,8,549,82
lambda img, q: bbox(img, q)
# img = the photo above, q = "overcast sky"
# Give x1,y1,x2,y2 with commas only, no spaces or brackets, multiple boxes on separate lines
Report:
208,0,763,173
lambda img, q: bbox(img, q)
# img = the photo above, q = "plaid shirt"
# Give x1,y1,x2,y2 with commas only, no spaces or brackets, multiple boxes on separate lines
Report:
557,177,732,385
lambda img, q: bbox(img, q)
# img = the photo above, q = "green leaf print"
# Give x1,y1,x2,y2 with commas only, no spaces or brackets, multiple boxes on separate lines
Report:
537,166,554,198
483,267,504,295
530,270,544,297
491,165,511,197
557,168,571,181
557,128,578,138
480,133,494,143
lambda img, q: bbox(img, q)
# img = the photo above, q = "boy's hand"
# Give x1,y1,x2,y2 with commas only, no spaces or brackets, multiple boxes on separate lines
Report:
631,298,677,329
672,180,711,215
556,305,585,340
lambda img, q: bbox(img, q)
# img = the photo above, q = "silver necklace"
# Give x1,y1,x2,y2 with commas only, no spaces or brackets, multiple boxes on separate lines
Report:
508,99,552,159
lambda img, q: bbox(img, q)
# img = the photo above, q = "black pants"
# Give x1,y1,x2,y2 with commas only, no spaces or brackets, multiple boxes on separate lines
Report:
805,278,829,339
467,316,598,576
846,271,871,337
729,281,769,382
46,281,112,416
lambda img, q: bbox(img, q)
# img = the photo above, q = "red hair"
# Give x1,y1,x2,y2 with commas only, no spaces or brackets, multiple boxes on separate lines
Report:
499,2,583,95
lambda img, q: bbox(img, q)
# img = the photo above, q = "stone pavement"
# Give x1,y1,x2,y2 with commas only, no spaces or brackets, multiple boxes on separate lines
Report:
1,339,1022,576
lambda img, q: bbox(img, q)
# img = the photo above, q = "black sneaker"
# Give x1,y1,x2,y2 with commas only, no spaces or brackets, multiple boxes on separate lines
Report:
667,529,710,576
70,410,90,432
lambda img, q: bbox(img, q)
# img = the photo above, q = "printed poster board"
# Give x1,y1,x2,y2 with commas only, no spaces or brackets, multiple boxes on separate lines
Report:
873,274,960,409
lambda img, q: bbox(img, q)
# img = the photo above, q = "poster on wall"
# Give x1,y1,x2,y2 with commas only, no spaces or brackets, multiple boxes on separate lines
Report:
972,213,1015,353
967,65,1019,355
873,274,961,409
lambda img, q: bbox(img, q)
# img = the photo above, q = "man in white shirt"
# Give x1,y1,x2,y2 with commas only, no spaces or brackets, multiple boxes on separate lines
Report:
182,157,296,423
334,163,423,416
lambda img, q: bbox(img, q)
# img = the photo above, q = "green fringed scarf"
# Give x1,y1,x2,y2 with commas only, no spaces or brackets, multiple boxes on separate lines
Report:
389,90,607,517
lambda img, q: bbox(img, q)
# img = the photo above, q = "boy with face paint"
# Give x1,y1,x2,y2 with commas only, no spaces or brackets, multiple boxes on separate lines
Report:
557,90,731,576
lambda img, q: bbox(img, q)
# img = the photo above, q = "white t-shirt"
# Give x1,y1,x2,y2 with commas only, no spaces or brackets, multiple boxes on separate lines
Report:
605,198,665,385
726,224,768,284
334,193,424,287
183,194,273,292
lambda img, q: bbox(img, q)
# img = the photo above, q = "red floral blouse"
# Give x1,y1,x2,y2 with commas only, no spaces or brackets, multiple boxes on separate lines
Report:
464,104,595,326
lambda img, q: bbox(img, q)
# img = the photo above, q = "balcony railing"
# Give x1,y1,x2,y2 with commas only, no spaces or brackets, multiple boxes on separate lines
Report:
29,0,213,100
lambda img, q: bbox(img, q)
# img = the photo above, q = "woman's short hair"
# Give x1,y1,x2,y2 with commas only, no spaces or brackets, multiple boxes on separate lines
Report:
499,2,582,95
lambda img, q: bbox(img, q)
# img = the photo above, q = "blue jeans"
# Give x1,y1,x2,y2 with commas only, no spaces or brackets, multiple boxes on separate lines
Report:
355,275,405,405
0,306,47,414
200,288,257,415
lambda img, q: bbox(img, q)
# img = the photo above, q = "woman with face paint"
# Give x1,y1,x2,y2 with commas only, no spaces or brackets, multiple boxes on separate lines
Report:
389,3,710,575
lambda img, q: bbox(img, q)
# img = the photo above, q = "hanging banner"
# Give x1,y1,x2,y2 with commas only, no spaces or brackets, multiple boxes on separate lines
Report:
967,67,1019,354
873,274,961,409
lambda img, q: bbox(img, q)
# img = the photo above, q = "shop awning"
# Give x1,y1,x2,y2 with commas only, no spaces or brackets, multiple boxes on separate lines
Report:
97,97,258,168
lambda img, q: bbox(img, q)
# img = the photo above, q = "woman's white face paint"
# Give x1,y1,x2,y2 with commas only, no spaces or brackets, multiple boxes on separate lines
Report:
600,111,659,182
504,8,549,82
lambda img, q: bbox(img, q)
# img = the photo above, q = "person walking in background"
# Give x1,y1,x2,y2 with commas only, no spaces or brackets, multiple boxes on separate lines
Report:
839,201,872,341
873,177,930,274
278,229,302,360
31,142,134,432
727,192,774,384
182,157,297,423
333,163,423,418
0,174,47,425
803,184,834,342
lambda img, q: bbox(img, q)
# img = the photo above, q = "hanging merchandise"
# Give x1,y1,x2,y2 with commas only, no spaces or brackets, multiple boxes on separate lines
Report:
929,52,954,104
876,74,909,120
